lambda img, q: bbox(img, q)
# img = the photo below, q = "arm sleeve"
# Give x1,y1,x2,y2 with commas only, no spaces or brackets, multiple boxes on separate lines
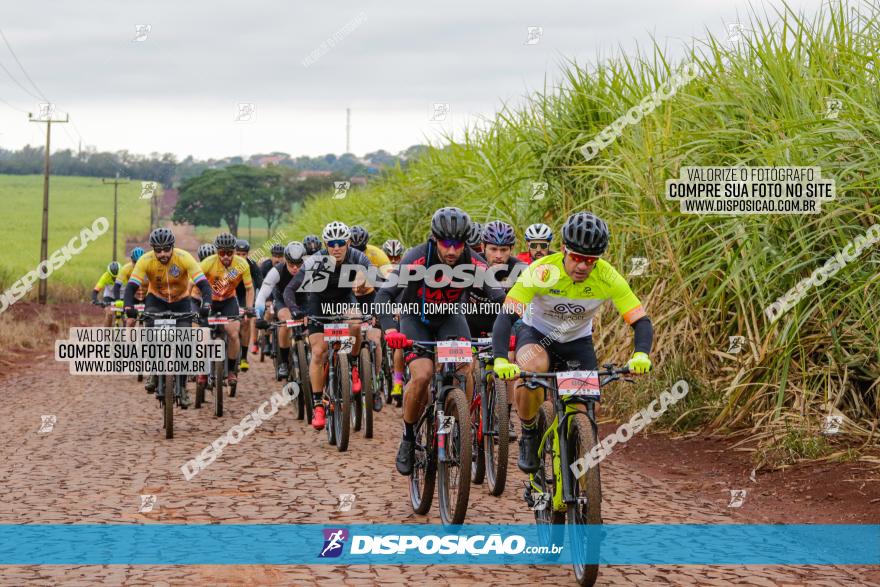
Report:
492,301,520,359
631,316,653,355
123,281,138,307
184,253,207,285
249,259,262,290
283,268,306,311
197,279,213,304
375,252,411,331
112,283,121,299
241,259,253,291
256,267,279,308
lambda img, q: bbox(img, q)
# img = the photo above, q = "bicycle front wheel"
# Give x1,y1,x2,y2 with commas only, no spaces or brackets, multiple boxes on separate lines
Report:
534,401,564,554
334,352,351,452
213,359,224,418
359,347,374,439
410,411,436,515
437,388,472,526
484,377,509,496
163,374,174,439
567,412,602,586
296,340,313,424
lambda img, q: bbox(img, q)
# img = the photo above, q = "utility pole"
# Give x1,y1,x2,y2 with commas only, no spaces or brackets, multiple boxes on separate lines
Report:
102,173,129,262
346,107,351,153
28,110,68,305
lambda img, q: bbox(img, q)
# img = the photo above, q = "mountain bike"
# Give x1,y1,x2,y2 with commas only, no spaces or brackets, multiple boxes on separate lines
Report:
309,314,372,452
470,337,508,496
194,312,246,416
141,310,199,439
402,338,473,526
518,363,631,586
381,337,402,407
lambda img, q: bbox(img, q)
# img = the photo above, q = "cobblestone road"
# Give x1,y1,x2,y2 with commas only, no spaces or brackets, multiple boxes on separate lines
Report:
0,354,876,586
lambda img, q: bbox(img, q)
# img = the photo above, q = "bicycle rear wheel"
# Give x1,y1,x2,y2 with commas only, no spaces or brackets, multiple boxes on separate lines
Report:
359,347,374,439
410,411,436,515
484,377,509,496
534,401,564,554
438,388,472,526
163,374,174,439
567,412,602,587
296,340,313,424
334,352,351,452
470,373,485,485
213,360,224,417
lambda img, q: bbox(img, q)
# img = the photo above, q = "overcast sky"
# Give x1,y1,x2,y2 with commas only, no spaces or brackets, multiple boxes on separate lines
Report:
0,0,829,160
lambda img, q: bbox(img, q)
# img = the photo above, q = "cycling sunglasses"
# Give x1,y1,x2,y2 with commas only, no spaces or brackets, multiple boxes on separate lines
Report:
438,239,465,250
153,246,172,253
326,239,347,249
216,248,235,256
287,259,304,267
565,248,600,265
529,242,550,250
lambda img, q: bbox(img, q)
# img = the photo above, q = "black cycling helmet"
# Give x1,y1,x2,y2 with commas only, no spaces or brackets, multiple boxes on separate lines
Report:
466,222,484,248
270,243,285,256
431,207,471,241
214,232,237,250
235,239,250,252
350,225,369,251
149,227,175,249
197,243,216,261
482,220,515,246
303,234,321,255
107,261,120,276
561,212,609,256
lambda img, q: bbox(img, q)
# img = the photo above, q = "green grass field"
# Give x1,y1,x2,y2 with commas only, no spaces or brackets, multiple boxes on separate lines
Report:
0,174,152,297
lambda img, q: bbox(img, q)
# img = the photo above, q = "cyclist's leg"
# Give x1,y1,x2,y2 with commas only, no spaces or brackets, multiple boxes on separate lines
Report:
513,325,551,423
399,315,436,425
214,297,240,378
368,327,382,373
277,306,292,370
103,296,114,327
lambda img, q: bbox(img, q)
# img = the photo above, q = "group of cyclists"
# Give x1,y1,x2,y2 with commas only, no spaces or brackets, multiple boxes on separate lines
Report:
91,206,653,505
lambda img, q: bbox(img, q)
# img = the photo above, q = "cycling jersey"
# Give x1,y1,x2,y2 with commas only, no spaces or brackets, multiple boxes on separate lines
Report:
517,250,557,265
200,254,253,301
257,262,307,309
114,261,148,300
284,247,374,310
235,257,262,306
506,253,645,343
467,256,527,335
129,248,207,303
93,271,116,299
375,240,505,331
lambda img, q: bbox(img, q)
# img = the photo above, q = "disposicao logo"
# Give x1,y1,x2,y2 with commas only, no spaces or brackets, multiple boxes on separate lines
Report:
319,528,348,558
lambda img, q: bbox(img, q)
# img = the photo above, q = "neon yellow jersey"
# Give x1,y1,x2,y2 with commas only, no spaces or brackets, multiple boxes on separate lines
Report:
130,248,206,303
93,271,116,297
507,253,646,342
199,254,252,300
364,244,392,277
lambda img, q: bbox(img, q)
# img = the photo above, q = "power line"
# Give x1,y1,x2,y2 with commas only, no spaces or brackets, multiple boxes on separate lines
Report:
0,95,28,113
0,28,48,101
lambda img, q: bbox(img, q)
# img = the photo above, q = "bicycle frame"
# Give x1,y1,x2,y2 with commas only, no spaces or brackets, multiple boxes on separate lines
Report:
410,341,467,463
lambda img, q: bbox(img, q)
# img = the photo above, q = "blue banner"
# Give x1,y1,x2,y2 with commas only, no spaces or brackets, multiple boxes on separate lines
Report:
0,524,876,565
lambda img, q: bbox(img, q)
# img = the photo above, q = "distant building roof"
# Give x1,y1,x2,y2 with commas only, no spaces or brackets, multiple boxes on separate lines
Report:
297,170,333,178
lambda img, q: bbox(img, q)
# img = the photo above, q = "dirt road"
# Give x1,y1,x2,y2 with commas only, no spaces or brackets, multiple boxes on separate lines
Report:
0,330,876,586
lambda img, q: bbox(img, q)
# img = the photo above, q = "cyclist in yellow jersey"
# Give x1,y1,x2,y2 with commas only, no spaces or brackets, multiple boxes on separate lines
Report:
113,248,147,327
124,227,213,403
198,233,254,387
91,261,121,327
492,212,654,474
350,225,391,408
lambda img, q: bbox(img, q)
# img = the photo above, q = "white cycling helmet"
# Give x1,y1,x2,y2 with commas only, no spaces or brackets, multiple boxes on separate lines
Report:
382,239,404,257
284,241,306,262
524,223,553,242
322,221,351,242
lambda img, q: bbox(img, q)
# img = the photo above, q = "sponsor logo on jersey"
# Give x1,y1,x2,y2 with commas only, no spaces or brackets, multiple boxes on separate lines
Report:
169,264,181,278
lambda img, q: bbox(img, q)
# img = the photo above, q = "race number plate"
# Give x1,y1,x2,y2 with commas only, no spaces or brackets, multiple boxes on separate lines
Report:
360,322,371,333
134,304,146,311
286,319,304,327
208,316,229,325
436,340,472,364
324,323,350,341
556,371,600,398
474,337,492,345
154,319,177,328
